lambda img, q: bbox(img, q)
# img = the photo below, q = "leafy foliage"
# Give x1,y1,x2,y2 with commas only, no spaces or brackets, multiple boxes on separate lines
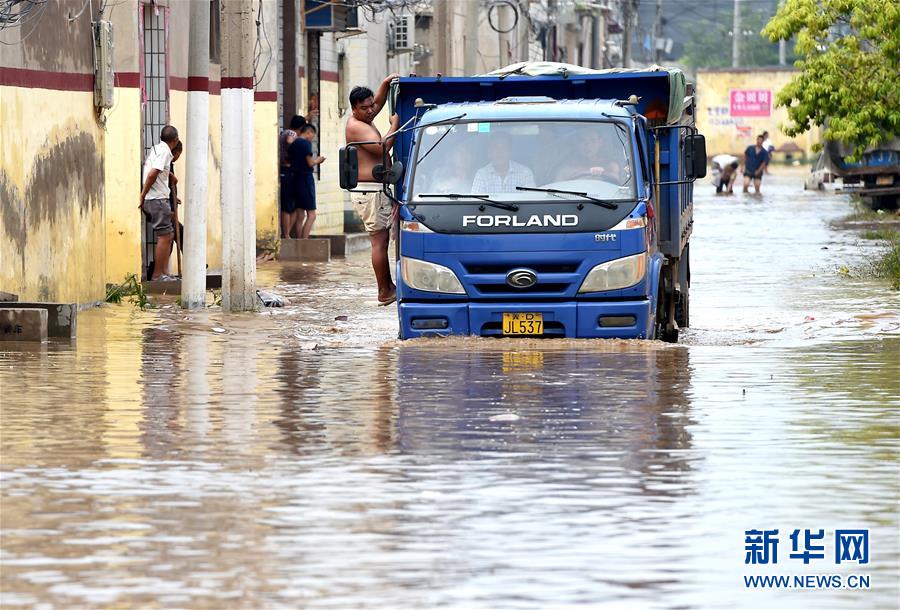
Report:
763,0,900,159
106,274,152,310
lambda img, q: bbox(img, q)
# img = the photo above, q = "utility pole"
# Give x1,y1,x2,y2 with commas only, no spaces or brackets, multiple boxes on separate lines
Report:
497,1,510,69
182,0,210,310
732,0,741,68
464,0,479,74
220,0,256,311
519,0,530,62
777,0,786,65
622,0,634,68
590,7,605,69
653,0,663,64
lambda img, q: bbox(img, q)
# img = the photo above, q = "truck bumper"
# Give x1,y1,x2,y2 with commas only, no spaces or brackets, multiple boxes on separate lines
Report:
399,300,653,339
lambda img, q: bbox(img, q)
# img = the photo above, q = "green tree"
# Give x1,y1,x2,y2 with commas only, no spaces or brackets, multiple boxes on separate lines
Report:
763,0,900,159
679,7,791,70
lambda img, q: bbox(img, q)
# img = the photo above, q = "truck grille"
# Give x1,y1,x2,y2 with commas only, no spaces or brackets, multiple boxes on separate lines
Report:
463,262,579,274
474,283,569,294
460,259,583,298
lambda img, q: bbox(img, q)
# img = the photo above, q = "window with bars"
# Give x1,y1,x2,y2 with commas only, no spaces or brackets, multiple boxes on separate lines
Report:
141,4,169,279
142,4,168,157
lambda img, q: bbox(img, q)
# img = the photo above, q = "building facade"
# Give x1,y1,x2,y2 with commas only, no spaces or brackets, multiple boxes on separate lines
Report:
2,0,606,305
1,0,280,303
696,67,821,158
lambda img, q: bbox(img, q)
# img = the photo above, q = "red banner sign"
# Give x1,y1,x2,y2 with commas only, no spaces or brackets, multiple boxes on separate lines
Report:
730,89,772,117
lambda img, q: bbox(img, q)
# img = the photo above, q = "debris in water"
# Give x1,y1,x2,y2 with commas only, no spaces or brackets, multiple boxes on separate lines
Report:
299,341,318,350
490,413,520,422
804,315,816,322
257,290,287,307
212,327,226,334
335,315,349,321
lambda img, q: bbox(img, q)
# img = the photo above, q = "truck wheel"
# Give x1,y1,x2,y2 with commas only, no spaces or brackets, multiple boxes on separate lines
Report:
653,278,666,341
675,254,690,329
675,288,689,329
654,278,679,343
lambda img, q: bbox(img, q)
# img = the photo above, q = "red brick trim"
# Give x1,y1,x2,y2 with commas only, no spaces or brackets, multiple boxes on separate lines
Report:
320,70,339,83
254,91,277,101
116,71,141,88
187,76,209,91
221,76,254,89
0,67,93,91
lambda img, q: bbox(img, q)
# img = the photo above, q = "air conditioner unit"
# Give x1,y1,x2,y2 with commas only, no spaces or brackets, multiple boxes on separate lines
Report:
388,15,414,54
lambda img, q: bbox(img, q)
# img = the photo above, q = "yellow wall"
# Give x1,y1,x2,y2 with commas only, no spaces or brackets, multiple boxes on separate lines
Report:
696,69,821,158
104,86,143,284
206,94,224,270
0,86,106,303
254,100,279,250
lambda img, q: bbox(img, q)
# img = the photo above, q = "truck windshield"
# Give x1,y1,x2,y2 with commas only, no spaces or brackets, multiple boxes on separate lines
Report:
411,120,635,202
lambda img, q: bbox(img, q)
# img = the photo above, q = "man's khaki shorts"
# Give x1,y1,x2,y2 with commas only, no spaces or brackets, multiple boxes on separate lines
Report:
144,198,174,236
352,191,393,234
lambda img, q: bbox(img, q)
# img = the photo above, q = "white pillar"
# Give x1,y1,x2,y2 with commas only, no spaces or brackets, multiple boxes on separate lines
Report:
182,0,211,309
221,0,256,311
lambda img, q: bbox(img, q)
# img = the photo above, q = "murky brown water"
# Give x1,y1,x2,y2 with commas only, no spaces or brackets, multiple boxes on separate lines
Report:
2,173,898,609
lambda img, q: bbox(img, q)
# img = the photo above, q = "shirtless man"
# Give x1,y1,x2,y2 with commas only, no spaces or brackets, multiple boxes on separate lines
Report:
345,73,401,305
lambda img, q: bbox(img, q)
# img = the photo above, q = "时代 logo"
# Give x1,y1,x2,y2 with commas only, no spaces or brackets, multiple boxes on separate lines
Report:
506,268,538,289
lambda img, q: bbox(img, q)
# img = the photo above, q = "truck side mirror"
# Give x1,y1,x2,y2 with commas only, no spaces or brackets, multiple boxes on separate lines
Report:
372,160,405,185
385,160,405,185
685,134,707,179
339,146,359,190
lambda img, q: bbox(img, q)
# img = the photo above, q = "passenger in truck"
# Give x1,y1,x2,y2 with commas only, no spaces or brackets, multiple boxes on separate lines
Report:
471,133,535,193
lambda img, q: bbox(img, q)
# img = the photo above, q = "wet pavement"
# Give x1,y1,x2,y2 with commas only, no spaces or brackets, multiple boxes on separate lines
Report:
1,172,898,609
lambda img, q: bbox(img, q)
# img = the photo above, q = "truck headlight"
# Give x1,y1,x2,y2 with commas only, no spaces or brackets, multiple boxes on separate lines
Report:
401,257,465,294
401,220,433,233
578,252,647,293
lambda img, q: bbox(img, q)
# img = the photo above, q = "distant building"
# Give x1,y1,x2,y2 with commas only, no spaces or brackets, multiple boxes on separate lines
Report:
696,67,821,159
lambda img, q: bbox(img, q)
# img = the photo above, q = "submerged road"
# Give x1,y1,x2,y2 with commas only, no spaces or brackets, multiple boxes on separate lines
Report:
1,172,898,609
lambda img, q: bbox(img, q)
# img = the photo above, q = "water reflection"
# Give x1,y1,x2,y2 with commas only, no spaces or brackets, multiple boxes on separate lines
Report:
394,344,695,475
140,326,183,456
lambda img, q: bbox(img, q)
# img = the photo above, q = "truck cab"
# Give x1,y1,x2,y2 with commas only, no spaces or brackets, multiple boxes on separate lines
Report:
341,63,705,340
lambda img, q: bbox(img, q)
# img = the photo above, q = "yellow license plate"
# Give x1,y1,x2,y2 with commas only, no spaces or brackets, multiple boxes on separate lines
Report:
876,175,893,186
502,312,544,335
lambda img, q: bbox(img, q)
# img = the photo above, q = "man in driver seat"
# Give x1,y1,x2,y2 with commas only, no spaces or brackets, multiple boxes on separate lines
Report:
471,132,535,193
554,129,623,183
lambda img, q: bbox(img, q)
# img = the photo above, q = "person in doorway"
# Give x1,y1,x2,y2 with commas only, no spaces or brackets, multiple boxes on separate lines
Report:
139,124,180,280
345,73,402,306
279,115,306,238
169,141,184,259
471,132,536,193
742,135,770,194
289,123,325,239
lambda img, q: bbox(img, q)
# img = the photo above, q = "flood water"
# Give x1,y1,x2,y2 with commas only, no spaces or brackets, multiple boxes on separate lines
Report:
1,173,898,609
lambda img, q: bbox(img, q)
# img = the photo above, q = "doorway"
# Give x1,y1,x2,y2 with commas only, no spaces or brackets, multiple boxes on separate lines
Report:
140,2,169,279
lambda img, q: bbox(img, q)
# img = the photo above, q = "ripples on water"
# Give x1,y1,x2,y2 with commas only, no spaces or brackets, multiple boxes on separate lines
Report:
1,175,898,609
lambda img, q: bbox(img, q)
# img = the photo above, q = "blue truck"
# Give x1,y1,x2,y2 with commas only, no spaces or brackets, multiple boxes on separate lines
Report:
340,63,706,340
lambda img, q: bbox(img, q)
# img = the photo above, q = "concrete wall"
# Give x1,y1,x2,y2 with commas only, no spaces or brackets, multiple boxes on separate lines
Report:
696,68,821,158
1,0,280,303
1,1,107,303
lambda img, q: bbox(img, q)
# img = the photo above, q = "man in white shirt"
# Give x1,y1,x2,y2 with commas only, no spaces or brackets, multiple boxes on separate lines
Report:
471,133,535,193
711,153,739,194
140,125,180,280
